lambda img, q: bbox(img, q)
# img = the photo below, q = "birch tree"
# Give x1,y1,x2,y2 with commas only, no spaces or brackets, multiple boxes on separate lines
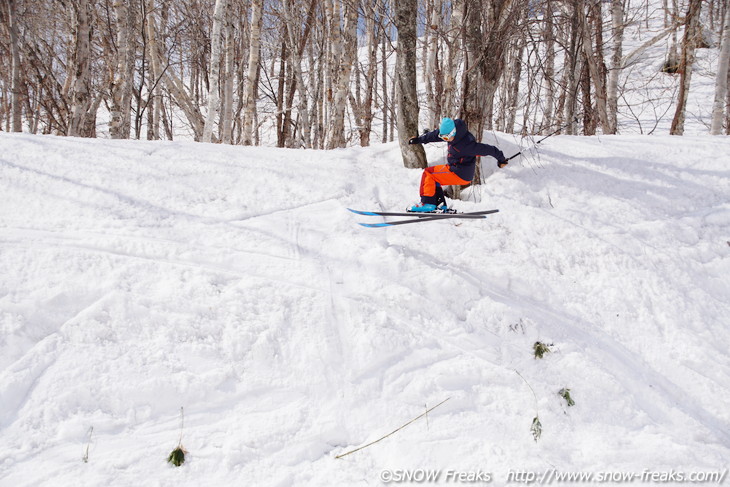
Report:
220,17,235,144
67,0,93,137
539,0,556,133
460,0,525,134
663,0,682,73
380,5,391,143
579,0,611,134
562,2,582,135
670,0,702,135
4,0,22,132
460,0,485,133
350,0,380,146
424,0,442,128
326,0,358,149
145,0,163,140
394,0,427,168
282,0,316,148
711,2,730,135
3,0,726,142
109,0,135,139
607,0,625,134
503,32,525,133
202,0,227,143
242,0,263,146
726,69,730,135
458,0,524,191
443,0,464,118
147,0,205,140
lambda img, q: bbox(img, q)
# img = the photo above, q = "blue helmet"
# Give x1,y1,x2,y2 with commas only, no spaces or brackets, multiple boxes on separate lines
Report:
439,117,456,140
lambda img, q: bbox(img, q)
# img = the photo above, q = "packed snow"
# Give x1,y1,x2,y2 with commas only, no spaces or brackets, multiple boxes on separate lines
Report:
0,130,728,486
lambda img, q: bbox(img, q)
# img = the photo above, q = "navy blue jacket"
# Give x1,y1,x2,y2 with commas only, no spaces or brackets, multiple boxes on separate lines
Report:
414,119,506,182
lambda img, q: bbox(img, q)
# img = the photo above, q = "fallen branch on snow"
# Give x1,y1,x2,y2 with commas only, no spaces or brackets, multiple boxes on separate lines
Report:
335,398,451,459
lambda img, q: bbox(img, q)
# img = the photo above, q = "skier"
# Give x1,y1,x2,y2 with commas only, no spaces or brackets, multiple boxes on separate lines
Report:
407,117,508,212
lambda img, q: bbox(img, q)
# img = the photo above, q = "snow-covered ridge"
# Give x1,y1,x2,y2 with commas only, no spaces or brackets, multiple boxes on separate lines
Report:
1,132,729,486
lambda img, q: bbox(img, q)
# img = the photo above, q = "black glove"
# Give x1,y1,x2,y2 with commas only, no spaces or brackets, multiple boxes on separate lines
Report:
497,159,508,168
408,137,420,145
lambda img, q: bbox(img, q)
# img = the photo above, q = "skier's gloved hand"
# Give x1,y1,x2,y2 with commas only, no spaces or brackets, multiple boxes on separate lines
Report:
497,159,508,168
408,137,420,145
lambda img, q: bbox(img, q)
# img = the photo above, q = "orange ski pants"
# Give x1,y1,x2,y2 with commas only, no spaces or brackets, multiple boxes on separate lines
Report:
419,164,470,200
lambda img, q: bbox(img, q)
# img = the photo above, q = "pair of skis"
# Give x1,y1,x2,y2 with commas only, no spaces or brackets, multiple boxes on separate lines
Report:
348,208,499,228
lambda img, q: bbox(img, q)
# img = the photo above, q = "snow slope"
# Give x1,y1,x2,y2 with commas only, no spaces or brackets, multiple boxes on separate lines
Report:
1,132,729,486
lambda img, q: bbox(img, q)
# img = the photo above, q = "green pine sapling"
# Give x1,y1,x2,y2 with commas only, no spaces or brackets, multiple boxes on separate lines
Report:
559,388,575,407
168,407,187,467
533,341,552,359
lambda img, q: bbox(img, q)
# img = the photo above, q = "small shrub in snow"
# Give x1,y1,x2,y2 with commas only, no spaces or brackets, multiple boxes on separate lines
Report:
168,446,186,467
168,407,187,467
533,341,552,359
531,417,542,442
82,426,93,463
515,370,543,443
559,388,575,407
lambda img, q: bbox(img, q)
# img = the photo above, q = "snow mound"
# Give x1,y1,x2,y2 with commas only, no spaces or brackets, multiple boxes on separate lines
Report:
1,133,729,486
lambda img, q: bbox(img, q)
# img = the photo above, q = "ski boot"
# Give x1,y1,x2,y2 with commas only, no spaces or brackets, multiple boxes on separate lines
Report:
407,203,437,213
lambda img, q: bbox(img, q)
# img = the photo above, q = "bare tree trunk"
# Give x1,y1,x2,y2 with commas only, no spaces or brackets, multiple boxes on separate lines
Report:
147,1,205,140
671,0,702,135
275,40,287,147
282,50,296,147
122,8,138,139
607,0,625,134
563,2,582,135
68,0,93,137
505,35,525,133
109,0,134,139
394,0,427,168
231,9,247,146
282,0,316,148
362,0,380,145
458,0,521,189
145,0,161,140
5,0,23,132
726,67,730,134
711,2,730,134
220,18,235,144
352,0,380,146
321,0,338,140
522,53,537,134
308,40,321,145
482,0,520,130
83,93,103,137
202,0,227,143
581,60,597,135
664,0,681,73
389,68,396,141
540,0,556,133
326,0,357,149
460,0,485,135
579,0,610,133
443,0,465,117
381,12,390,143
454,0,480,199
242,0,263,146
424,0,442,128
309,42,323,148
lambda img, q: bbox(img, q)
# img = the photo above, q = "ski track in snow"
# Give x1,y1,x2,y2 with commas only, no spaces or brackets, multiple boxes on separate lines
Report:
0,132,729,486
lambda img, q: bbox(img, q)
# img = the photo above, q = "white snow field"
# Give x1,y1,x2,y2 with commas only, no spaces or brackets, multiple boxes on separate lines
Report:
1,132,729,486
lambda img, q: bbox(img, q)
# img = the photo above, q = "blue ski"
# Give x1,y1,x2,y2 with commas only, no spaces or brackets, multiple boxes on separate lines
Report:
349,208,499,228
